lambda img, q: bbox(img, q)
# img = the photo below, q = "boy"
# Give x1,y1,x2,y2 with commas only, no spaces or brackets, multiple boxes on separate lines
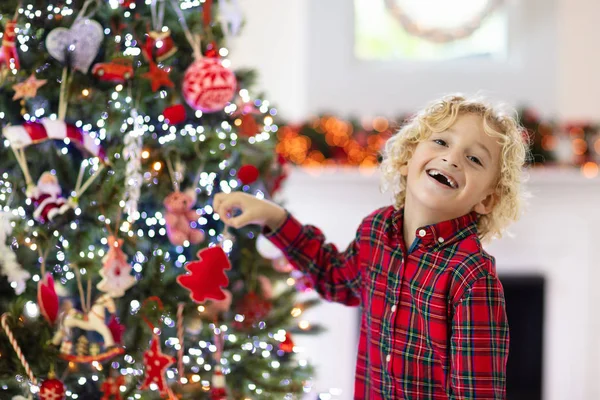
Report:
214,94,528,399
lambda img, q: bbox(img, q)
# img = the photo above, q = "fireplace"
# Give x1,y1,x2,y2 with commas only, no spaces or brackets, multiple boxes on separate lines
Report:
500,275,545,400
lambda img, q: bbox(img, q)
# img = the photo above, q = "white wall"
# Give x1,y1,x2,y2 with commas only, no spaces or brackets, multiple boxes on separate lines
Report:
228,0,309,121
283,167,600,400
305,0,558,118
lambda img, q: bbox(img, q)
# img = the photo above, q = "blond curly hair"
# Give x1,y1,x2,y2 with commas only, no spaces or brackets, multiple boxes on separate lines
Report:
380,94,529,243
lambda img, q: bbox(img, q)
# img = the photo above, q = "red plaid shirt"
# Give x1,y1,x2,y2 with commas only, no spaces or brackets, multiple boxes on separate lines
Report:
265,205,509,399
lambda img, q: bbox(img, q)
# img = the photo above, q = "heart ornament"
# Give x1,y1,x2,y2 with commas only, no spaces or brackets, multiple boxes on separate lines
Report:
45,18,104,73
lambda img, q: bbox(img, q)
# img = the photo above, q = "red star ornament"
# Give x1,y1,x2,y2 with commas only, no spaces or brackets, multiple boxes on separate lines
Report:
101,374,125,400
140,335,176,396
142,63,174,92
177,246,231,303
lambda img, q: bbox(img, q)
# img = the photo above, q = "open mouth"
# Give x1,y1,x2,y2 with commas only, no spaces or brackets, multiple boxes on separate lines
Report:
426,169,458,189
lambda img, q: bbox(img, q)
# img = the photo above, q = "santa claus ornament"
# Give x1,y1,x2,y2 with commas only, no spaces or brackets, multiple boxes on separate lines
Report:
31,172,72,223
2,119,109,223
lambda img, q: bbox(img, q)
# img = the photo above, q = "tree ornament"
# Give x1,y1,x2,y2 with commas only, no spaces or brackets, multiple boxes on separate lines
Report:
182,57,237,113
1,313,39,385
30,172,72,223
140,335,176,397
97,236,136,298
51,294,125,361
39,373,66,400
3,119,109,221
163,104,186,125
12,74,47,100
238,113,260,137
232,292,272,330
209,365,229,400
37,273,59,325
164,191,204,246
145,30,178,62
0,211,29,294
0,20,19,70
237,164,259,185
279,332,295,353
101,372,125,400
92,58,134,83
177,247,231,303
45,18,103,73
142,62,174,92
123,110,143,220
108,315,125,345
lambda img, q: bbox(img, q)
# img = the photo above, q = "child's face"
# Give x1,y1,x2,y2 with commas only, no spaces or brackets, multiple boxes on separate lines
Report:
404,113,502,218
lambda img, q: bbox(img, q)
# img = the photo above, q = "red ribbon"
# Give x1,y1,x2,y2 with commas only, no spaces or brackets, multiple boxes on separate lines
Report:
203,0,213,28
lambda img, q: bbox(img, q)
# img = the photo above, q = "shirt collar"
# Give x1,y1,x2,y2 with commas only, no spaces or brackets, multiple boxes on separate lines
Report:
392,207,479,249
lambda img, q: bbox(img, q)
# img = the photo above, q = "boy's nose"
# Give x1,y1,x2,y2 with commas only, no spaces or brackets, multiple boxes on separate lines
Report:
442,158,459,169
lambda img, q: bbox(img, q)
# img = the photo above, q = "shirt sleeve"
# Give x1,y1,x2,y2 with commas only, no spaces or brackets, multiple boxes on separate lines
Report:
450,274,509,399
263,213,363,306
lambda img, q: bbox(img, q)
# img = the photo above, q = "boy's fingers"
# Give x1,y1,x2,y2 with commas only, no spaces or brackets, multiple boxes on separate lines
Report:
226,210,254,228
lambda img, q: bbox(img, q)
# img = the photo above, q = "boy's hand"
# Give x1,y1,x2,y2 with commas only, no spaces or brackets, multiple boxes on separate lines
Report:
213,192,287,230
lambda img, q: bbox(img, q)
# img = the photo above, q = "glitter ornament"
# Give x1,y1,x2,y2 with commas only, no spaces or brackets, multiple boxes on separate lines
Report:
182,57,237,113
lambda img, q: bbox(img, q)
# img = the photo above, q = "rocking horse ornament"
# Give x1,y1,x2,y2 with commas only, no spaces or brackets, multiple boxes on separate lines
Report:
51,236,135,363
51,293,125,363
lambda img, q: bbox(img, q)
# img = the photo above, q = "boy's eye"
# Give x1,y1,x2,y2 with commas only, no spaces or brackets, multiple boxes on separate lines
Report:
468,156,482,166
433,139,446,146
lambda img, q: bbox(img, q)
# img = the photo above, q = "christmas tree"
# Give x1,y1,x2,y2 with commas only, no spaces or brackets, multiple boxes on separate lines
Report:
0,0,318,399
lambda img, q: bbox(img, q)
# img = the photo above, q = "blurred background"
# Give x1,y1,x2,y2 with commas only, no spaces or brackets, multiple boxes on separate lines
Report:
229,1,600,399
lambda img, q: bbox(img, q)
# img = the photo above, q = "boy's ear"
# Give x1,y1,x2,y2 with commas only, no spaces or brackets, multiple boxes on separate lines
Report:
473,191,498,215
399,164,408,176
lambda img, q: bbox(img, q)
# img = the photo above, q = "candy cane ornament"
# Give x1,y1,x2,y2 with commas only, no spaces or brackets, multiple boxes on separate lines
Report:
1,313,38,386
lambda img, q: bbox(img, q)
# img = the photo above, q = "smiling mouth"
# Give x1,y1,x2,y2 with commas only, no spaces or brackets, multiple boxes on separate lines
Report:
426,169,458,189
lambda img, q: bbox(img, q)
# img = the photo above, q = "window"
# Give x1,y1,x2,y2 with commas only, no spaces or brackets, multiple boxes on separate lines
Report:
355,0,508,61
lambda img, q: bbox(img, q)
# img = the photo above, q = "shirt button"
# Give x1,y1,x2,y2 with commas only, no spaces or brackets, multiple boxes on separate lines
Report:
391,305,397,313
438,236,445,243
386,354,391,363
418,229,427,237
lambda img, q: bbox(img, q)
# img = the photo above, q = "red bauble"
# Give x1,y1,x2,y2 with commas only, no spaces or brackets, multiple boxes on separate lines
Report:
182,58,237,113
237,164,259,185
39,377,66,400
232,292,272,330
163,104,186,125
177,247,232,303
